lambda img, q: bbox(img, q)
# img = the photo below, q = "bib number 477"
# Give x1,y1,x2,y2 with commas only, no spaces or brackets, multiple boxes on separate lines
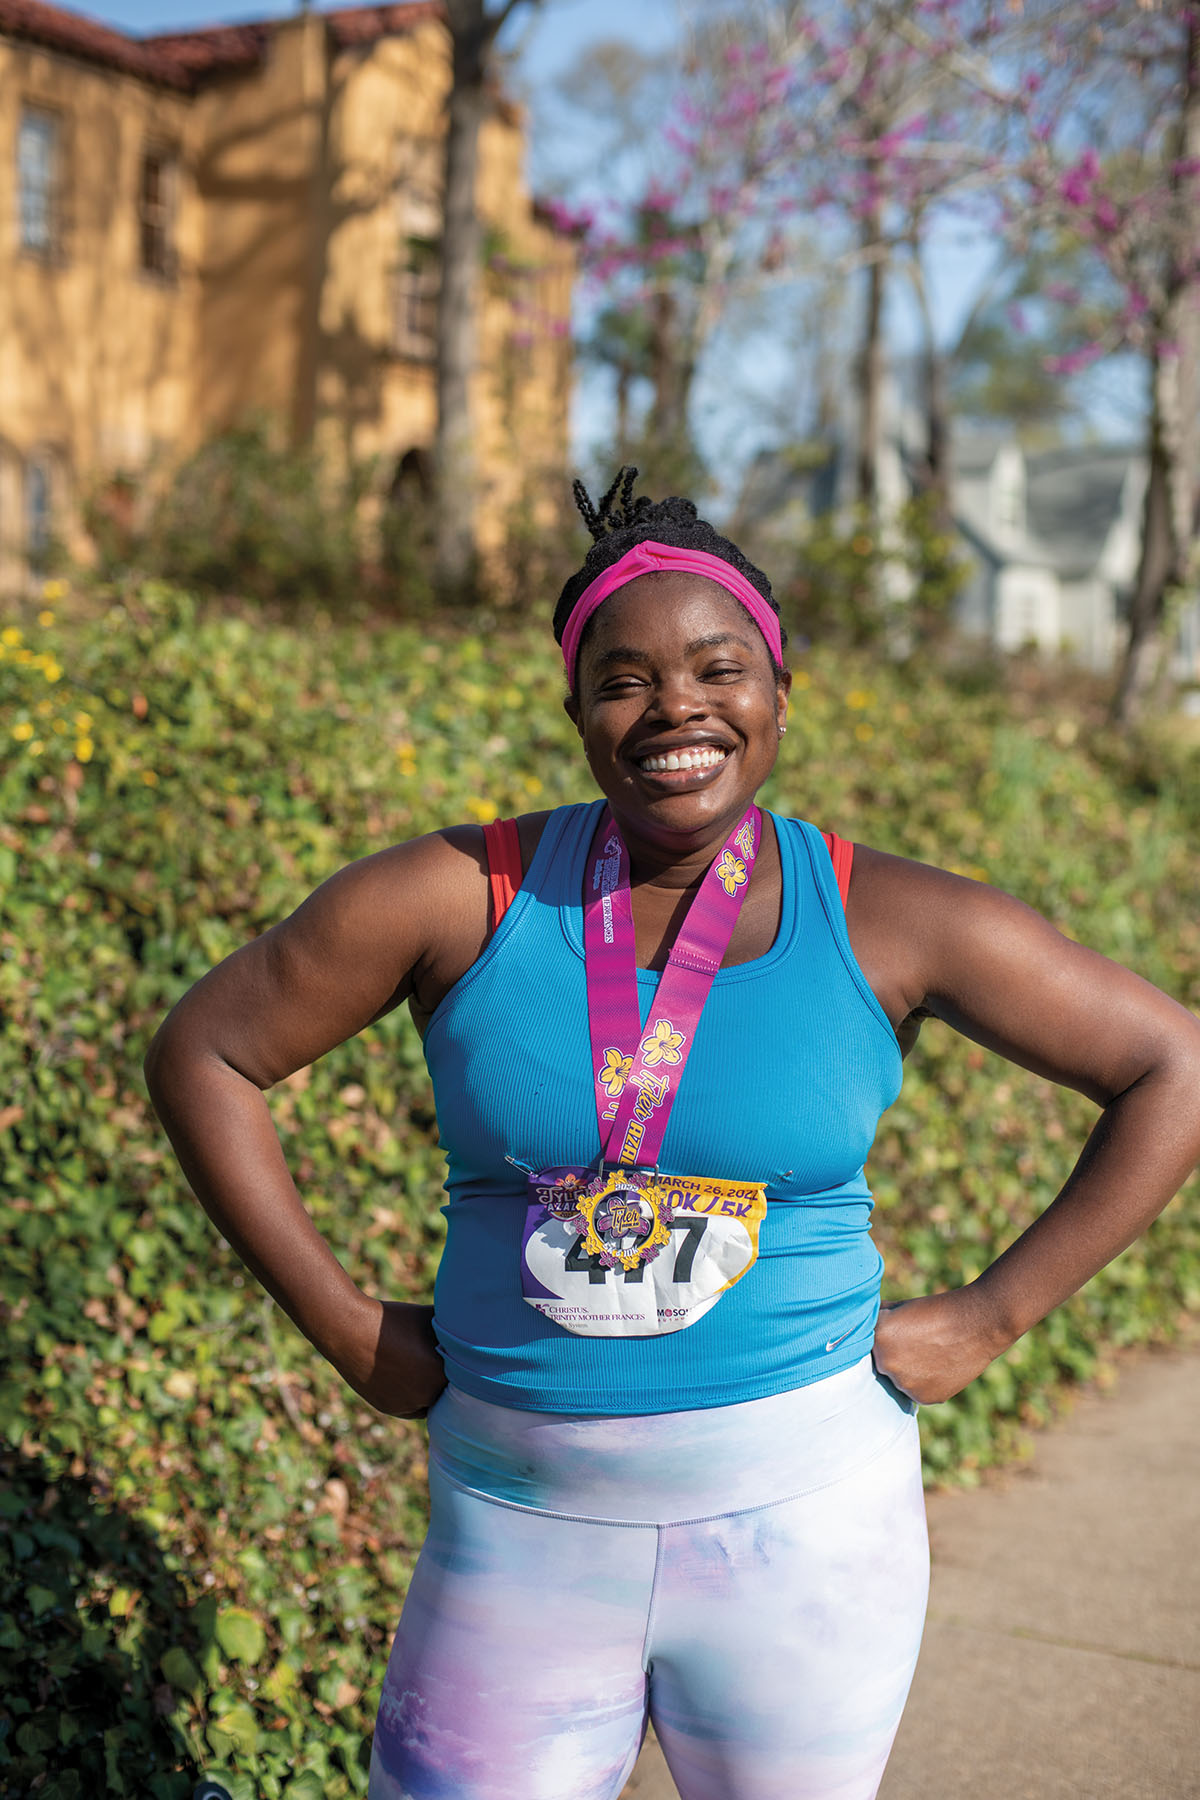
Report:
564,1217,706,1285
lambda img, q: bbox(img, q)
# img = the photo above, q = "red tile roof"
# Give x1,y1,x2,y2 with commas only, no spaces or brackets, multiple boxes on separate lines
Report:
138,18,275,82
323,3,442,48
0,0,443,91
0,0,193,86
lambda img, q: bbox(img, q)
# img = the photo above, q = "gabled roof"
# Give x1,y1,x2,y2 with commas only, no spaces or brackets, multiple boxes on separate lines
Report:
953,441,1142,579
0,0,443,92
1024,445,1140,573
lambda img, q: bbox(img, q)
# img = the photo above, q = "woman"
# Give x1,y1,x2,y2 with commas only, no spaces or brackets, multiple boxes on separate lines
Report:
145,470,1200,1800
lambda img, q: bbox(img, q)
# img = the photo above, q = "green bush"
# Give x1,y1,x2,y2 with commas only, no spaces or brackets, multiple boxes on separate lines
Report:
86,423,378,611
2,581,1197,1793
781,495,969,649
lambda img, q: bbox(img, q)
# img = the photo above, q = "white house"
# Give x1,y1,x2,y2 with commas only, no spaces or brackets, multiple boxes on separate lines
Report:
736,407,1200,682
951,434,1145,672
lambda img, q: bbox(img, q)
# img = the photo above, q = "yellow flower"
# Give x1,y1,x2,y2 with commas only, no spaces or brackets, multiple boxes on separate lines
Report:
793,669,811,690
640,1019,684,1068
74,711,92,731
75,738,94,762
142,769,159,786
465,797,499,824
715,849,747,897
42,658,62,684
29,739,44,756
597,1047,632,1098
1,627,22,648
12,721,34,742
36,699,53,717
522,775,543,797
42,579,67,602
845,689,875,711
855,723,874,743
37,609,55,627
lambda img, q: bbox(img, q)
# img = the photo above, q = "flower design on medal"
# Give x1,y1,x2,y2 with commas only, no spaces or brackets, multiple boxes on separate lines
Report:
640,1019,684,1068
715,850,748,897
578,1175,674,1274
597,1047,632,1098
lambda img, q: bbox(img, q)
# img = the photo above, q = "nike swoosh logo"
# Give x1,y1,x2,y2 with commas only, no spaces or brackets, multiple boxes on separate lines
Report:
825,1327,855,1353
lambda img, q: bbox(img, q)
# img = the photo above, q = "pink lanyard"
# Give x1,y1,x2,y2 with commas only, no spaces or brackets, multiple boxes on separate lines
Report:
583,803,761,1168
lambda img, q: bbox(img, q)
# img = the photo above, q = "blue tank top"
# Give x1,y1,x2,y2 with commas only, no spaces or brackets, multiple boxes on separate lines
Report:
423,801,902,1415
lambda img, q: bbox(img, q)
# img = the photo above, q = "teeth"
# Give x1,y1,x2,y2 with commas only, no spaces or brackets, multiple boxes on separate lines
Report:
638,746,728,773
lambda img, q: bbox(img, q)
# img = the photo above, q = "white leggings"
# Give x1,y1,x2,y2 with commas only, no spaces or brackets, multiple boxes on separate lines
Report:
369,1357,929,1800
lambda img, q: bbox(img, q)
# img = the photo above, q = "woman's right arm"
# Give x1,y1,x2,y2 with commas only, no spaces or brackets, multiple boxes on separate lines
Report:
143,829,490,1417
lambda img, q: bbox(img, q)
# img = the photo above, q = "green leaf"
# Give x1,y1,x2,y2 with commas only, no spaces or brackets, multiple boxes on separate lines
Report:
207,1702,260,1755
284,1774,326,1800
26,1584,59,1618
214,1605,266,1665
161,1644,203,1692
41,1774,84,1800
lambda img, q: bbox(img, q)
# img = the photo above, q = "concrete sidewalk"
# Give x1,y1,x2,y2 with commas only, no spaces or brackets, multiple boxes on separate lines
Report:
619,1345,1200,1800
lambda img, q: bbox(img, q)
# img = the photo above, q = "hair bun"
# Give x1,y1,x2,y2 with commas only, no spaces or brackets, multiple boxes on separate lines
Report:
554,470,785,670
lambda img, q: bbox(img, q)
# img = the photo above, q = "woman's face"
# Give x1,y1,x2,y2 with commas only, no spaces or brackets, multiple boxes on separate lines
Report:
565,572,790,852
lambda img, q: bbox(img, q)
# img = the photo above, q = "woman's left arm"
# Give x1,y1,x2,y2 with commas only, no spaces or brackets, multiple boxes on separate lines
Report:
850,849,1200,1405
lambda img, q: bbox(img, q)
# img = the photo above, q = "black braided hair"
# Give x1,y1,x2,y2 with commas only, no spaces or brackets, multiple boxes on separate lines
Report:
555,467,787,687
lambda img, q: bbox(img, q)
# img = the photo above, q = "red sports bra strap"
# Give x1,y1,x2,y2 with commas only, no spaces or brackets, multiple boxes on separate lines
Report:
482,817,522,929
821,830,854,910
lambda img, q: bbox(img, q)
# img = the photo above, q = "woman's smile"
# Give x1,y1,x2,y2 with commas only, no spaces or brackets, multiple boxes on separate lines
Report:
631,741,730,780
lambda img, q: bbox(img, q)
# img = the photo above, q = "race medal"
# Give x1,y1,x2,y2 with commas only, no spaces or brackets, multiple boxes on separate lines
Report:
519,801,769,1338
521,1166,768,1338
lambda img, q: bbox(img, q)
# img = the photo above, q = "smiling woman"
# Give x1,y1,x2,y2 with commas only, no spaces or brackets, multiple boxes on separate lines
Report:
144,468,1200,1800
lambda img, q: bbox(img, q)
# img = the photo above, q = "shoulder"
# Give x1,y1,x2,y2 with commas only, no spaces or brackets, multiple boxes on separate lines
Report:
434,808,559,882
847,844,1049,950
844,841,1200,1103
321,809,564,925
842,843,1061,1035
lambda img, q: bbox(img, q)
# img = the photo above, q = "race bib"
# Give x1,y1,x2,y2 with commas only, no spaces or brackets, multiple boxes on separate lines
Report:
521,1166,767,1338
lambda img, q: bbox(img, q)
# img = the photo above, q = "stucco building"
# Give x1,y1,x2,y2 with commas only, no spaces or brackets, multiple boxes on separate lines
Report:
0,0,574,587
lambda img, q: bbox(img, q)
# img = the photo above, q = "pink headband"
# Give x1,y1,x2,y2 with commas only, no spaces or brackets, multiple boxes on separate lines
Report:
561,540,783,686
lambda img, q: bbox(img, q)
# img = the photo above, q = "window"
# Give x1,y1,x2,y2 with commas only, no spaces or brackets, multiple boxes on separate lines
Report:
139,146,178,279
26,458,52,569
393,137,441,360
18,108,61,256
395,239,439,360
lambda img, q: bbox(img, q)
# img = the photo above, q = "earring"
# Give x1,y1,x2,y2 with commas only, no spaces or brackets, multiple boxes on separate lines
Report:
778,724,787,737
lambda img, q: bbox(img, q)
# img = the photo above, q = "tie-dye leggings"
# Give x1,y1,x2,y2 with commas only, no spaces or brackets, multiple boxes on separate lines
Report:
369,1355,928,1800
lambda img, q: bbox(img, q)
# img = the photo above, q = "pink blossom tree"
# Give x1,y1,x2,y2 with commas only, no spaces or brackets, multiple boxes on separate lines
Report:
1005,2,1200,723
561,0,1198,707
559,17,812,491
564,3,1016,516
